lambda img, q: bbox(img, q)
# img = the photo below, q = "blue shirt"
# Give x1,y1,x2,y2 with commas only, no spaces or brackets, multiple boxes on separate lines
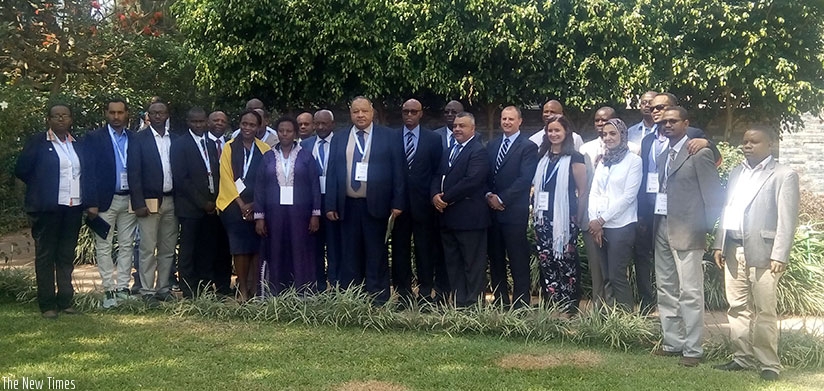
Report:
403,125,420,159
109,125,129,192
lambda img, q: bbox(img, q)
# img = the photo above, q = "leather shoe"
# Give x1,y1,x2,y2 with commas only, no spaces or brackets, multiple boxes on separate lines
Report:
679,356,701,367
41,310,58,319
652,348,682,357
61,307,80,315
760,370,779,381
713,361,747,371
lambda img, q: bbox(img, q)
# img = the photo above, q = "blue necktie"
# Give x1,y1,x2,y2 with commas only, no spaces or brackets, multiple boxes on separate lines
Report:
317,139,326,173
448,143,462,167
495,138,510,173
405,132,415,168
351,130,365,190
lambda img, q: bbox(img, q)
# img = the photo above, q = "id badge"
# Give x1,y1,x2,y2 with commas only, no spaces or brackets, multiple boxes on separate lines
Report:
595,196,609,216
654,193,668,215
208,175,215,194
646,173,659,193
235,178,246,194
280,186,294,205
119,171,129,191
536,191,550,211
70,178,80,198
355,162,368,181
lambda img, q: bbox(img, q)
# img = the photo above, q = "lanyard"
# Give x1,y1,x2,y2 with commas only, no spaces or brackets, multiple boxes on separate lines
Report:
242,145,255,180
108,126,128,168
279,146,292,178
53,138,78,178
650,137,669,168
542,159,560,187
192,131,211,174
354,130,371,161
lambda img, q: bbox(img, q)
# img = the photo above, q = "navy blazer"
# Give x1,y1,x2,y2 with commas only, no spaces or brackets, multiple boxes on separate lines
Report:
171,132,220,218
84,126,133,212
487,132,538,225
324,124,406,220
128,128,179,210
15,132,91,212
431,136,490,231
398,126,442,222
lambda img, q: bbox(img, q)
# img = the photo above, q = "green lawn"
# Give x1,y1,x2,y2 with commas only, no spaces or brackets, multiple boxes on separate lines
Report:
1,303,822,391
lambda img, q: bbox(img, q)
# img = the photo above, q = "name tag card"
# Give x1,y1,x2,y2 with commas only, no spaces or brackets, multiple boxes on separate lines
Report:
536,191,550,211
119,171,129,191
208,176,215,194
355,162,369,182
280,186,294,205
654,193,668,215
235,178,246,194
319,175,326,194
70,178,80,198
646,173,659,193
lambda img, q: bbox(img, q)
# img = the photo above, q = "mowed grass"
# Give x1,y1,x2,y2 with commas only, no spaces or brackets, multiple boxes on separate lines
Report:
1,302,822,391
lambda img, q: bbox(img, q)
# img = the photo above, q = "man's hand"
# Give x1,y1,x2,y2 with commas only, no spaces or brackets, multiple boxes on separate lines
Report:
713,249,725,269
134,207,149,218
486,194,505,211
86,207,99,220
326,211,340,221
255,219,267,237
687,138,709,155
204,201,216,214
391,209,402,218
770,260,787,274
309,216,319,233
432,193,447,213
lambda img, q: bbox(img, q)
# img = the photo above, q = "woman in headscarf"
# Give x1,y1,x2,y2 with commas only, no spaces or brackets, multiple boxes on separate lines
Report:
587,118,643,312
531,115,588,316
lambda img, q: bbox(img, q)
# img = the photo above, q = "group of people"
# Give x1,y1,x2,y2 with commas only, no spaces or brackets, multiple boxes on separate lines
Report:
17,91,799,380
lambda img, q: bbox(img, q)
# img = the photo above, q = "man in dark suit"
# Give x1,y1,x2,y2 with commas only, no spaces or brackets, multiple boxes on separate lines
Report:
433,100,464,150
431,112,490,308
128,101,179,303
206,110,232,295
391,98,448,306
486,106,538,309
171,107,221,299
636,92,719,315
297,111,315,141
84,98,138,308
652,106,723,367
300,109,341,291
325,96,406,304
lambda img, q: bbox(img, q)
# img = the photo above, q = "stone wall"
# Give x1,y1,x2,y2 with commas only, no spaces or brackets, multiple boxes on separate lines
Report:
780,113,824,195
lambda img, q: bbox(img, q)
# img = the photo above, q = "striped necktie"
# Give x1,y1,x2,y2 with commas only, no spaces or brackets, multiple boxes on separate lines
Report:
448,143,462,167
495,137,510,173
405,131,415,168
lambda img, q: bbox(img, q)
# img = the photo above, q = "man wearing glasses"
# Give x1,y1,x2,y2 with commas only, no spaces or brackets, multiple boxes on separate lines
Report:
434,100,464,150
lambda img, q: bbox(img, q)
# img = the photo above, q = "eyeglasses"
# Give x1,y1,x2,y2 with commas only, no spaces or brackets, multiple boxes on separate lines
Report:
402,109,421,115
651,104,668,112
659,118,683,125
443,109,459,114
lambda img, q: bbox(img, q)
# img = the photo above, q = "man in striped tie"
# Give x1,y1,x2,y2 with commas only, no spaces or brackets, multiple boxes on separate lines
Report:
485,106,538,309
391,99,448,307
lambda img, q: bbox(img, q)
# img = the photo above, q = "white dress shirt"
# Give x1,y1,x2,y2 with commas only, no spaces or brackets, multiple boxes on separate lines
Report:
722,155,773,233
49,131,82,206
151,126,173,192
588,152,643,228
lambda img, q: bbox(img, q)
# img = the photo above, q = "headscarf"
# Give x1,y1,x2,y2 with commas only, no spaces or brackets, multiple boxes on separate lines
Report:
601,118,629,167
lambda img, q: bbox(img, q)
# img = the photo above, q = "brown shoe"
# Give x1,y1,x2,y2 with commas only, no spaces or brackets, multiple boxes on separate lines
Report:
60,307,80,315
41,310,58,319
652,348,682,357
679,356,701,367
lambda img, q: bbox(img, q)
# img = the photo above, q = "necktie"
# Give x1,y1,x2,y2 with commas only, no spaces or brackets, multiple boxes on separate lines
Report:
448,143,462,167
201,139,209,162
663,148,677,192
448,133,455,149
405,132,415,168
215,138,222,159
318,139,326,173
495,138,510,173
351,130,365,190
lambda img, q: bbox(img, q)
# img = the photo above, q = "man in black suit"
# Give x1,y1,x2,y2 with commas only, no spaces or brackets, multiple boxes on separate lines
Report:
300,109,341,291
208,111,230,159
486,106,538,309
433,100,464,150
171,107,221,298
206,110,233,295
431,112,490,308
391,98,448,306
128,101,179,303
325,96,406,304
637,92,719,314
85,98,138,308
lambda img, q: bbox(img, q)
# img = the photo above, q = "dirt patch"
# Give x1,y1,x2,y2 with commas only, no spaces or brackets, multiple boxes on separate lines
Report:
497,351,603,370
335,380,409,391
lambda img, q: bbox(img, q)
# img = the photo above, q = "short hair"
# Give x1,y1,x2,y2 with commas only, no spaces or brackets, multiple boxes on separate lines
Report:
656,92,679,106
455,111,475,125
238,109,262,126
664,106,689,120
314,109,334,122
351,96,372,107
502,106,522,119
595,106,616,118
46,103,72,117
186,106,207,119
106,97,129,112
745,125,778,142
273,116,299,133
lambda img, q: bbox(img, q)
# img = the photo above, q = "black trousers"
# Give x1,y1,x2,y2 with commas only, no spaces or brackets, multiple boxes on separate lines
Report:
634,218,657,314
391,211,448,299
29,206,83,312
488,221,532,308
178,214,222,298
339,198,390,303
441,228,487,307
315,199,342,291
211,215,233,295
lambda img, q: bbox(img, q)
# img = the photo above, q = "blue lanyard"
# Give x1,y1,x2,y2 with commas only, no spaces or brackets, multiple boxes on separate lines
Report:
543,160,560,188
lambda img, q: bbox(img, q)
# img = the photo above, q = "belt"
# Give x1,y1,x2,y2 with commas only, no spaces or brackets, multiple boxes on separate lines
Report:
163,192,174,197
115,191,130,196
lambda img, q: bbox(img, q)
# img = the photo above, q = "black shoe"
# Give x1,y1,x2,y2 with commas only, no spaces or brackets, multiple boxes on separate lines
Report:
760,370,779,381
143,295,160,309
713,361,747,371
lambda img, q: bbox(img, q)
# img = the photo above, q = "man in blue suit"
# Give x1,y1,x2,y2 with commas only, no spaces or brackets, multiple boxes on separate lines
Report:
85,98,138,308
301,109,341,291
486,106,538,309
392,99,448,306
325,97,406,304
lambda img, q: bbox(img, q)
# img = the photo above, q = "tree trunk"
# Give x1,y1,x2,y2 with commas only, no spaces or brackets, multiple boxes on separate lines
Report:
486,102,498,141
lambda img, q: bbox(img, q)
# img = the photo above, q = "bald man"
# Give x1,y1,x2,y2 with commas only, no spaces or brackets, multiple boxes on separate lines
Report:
528,100,583,149
434,100,464,150
628,91,658,144
297,112,314,141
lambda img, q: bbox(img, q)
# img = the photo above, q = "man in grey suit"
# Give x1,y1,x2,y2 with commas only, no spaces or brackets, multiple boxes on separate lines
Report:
712,127,799,381
652,106,723,367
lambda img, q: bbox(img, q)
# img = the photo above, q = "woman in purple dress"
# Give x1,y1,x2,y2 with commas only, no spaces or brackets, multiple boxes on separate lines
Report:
254,117,321,295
